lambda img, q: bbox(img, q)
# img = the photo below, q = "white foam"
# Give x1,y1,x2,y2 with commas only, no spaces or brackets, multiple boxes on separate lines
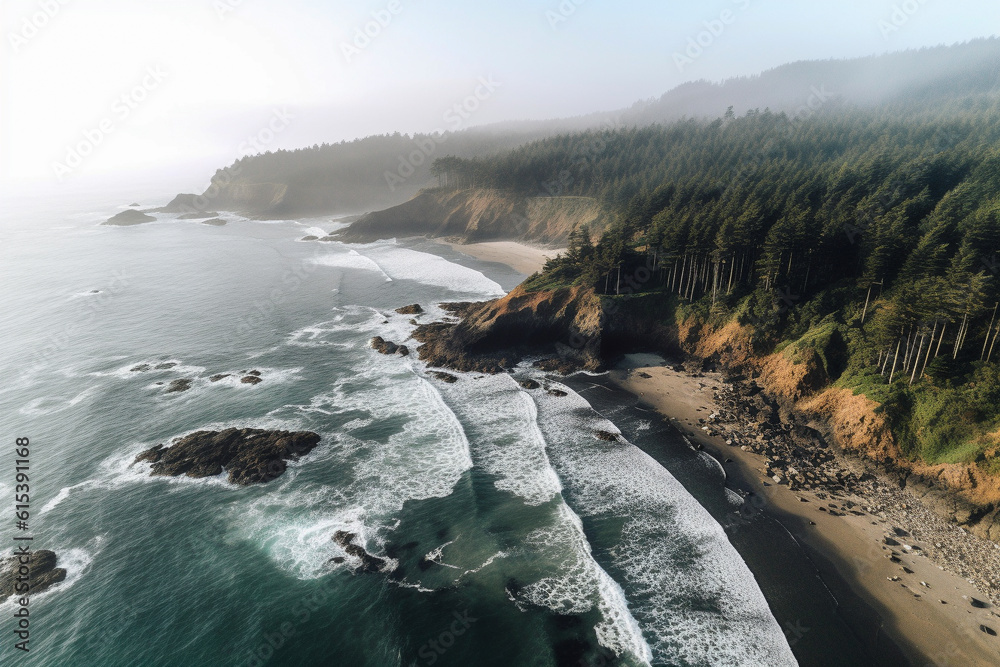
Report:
430,373,562,506
309,250,391,282
530,378,797,666
227,360,474,580
19,386,99,416
362,244,505,296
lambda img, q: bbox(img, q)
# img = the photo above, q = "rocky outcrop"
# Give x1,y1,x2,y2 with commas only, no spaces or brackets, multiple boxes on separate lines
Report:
332,531,388,573
104,210,156,226
178,211,220,220
336,188,611,245
201,218,227,226
166,379,193,393
395,304,424,315
0,551,67,602
414,284,1000,545
370,337,410,357
133,428,321,485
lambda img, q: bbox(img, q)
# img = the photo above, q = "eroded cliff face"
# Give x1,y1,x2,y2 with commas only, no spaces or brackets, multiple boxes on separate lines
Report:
415,287,1000,542
337,188,611,244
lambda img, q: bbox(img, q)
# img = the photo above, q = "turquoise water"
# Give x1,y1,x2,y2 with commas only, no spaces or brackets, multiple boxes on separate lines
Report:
0,193,796,666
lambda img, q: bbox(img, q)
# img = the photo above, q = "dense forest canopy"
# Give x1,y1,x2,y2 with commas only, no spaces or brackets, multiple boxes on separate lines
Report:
432,95,1000,466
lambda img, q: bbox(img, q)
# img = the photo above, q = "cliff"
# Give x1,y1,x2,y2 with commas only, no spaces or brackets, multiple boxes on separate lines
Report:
415,287,1000,543
336,188,611,244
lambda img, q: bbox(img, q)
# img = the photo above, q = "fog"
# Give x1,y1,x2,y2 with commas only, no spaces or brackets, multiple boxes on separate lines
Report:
2,0,999,197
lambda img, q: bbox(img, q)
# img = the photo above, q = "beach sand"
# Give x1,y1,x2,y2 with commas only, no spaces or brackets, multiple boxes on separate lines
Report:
610,354,1000,667
437,239,565,276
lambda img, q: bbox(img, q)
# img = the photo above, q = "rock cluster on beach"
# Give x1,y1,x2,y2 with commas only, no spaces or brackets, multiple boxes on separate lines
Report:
702,372,1000,604
0,551,66,602
133,428,321,486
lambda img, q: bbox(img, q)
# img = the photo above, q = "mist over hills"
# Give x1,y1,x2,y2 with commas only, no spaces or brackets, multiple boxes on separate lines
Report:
167,38,1000,218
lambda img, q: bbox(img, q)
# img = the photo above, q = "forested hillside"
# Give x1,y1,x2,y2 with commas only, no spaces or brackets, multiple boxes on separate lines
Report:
432,97,1000,469
180,39,1000,217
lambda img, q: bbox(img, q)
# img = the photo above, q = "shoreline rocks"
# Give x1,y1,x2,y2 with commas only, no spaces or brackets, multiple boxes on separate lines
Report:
395,304,424,315
332,531,388,573
133,428,321,485
0,551,67,602
371,337,410,357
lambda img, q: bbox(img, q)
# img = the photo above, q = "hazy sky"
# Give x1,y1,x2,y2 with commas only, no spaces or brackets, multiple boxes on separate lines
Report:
2,0,999,194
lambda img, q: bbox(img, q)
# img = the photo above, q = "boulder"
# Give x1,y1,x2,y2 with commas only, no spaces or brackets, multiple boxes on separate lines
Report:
166,379,193,393
520,379,541,390
104,210,156,226
429,371,459,384
395,304,424,315
240,376,263,385
133,428,322,485
0,550,67,602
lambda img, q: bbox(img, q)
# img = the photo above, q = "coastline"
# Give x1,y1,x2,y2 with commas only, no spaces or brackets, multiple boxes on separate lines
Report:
606,354,1000,667
433,238,565,276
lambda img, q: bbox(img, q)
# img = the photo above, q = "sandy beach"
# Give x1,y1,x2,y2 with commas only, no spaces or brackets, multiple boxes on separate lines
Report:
610,354,1000,667
437,239,565,276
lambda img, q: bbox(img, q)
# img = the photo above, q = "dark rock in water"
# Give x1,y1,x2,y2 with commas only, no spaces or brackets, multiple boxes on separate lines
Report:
547,389,568,397
104,209,156,226
201,218,227,226
210,374,230,382
535,357,586,375
333,531,357,547
519,379,541,390
329,557,346,565
129,202,140,207
166,379,193,393
247,370,262,377
595,431,620,443
90,290,101,294
371,337,399,355
396,304,424,315
301,236,319,242
397,345,410,357
133,428,321,485
155,363,177,370
240,376,263,385
0,550,67,602
429,371,459,384
332,531,386,573
177,211,220,220
130,364,151,372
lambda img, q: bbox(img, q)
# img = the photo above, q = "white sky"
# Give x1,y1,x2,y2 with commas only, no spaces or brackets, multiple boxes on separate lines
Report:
1,0,998,196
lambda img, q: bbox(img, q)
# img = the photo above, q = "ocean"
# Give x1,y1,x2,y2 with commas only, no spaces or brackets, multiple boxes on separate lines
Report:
0,192,796,666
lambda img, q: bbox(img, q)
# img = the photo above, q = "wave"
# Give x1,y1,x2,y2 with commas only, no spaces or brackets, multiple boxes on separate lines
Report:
227,359,474,580
530,378,797,666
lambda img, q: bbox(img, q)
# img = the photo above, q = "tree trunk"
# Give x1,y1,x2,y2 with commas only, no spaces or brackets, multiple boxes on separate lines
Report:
910,333,928,385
